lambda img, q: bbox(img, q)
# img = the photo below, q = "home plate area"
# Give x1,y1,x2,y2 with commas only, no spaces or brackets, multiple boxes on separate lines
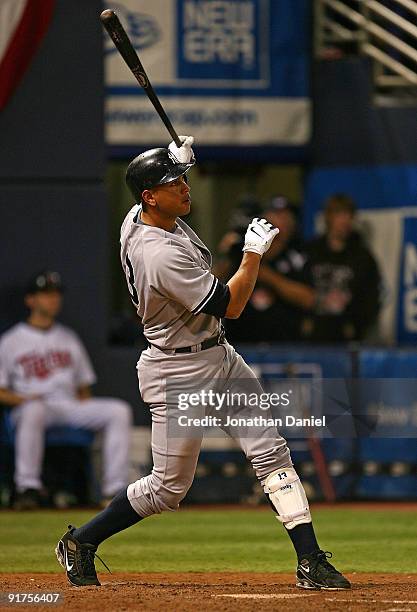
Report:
2,573,417,611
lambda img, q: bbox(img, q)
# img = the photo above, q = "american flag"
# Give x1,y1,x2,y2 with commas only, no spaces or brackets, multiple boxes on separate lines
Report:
0,0,55,111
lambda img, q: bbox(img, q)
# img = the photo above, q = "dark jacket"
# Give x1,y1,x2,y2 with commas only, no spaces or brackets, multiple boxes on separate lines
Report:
302,232,381,343
225,236,310,343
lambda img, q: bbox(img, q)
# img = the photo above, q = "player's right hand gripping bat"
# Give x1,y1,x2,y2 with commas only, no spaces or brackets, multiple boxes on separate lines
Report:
100,9,181,147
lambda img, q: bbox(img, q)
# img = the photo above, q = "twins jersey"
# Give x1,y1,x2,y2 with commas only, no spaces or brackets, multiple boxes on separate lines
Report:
120,204,229,349
0,322,96,400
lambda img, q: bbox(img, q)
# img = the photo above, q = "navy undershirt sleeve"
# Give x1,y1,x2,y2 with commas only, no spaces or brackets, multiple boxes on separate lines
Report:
198,280,231,318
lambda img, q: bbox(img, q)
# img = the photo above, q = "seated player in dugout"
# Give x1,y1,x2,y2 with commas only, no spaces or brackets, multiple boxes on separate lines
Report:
0,272,132,509
302,194,382,343
56,137,351,591
218,196,315,343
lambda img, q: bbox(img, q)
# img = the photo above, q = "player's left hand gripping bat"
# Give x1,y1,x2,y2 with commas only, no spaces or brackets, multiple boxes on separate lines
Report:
100,9,181,147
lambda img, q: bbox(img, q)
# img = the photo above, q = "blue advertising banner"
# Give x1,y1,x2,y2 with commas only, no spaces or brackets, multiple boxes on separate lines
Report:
357,349,417,499
304,164,417,238
104,0,311,148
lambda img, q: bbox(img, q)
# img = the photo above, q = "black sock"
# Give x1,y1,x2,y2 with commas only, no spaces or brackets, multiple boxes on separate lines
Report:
264,492,320,560
285,522,320,561
72,489,142,548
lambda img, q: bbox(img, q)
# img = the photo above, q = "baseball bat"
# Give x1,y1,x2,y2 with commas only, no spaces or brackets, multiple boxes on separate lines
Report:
100,9,181,147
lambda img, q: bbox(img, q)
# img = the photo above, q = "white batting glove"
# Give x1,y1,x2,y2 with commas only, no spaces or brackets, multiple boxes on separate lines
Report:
242,218,280,256
168,135,195,163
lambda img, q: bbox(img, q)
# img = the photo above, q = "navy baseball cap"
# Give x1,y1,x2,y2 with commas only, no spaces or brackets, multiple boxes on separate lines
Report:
26,271,64,295
265,195,291,211
264,195,298,216
229,194,262,230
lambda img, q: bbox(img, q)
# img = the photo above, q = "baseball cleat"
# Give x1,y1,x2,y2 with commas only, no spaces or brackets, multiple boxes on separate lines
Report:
55,525,109,587
296,550,351,590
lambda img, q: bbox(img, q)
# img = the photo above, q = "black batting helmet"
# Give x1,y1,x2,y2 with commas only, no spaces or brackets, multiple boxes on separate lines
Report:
126,148,194,201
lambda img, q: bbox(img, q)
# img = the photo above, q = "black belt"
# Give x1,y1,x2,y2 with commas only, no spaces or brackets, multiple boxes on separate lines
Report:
148,331,225,354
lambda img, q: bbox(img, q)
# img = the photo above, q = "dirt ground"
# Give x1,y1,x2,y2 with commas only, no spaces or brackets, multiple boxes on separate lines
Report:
1,573,416,611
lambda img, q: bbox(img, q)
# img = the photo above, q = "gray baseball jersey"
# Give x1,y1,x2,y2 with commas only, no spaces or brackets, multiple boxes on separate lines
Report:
120,203,228,349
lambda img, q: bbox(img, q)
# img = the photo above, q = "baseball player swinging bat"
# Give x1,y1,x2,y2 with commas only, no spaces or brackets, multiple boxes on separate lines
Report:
100,9,182,147
51,7,351,594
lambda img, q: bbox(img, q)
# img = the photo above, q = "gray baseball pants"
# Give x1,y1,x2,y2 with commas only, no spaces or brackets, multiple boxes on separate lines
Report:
127,342,292,517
